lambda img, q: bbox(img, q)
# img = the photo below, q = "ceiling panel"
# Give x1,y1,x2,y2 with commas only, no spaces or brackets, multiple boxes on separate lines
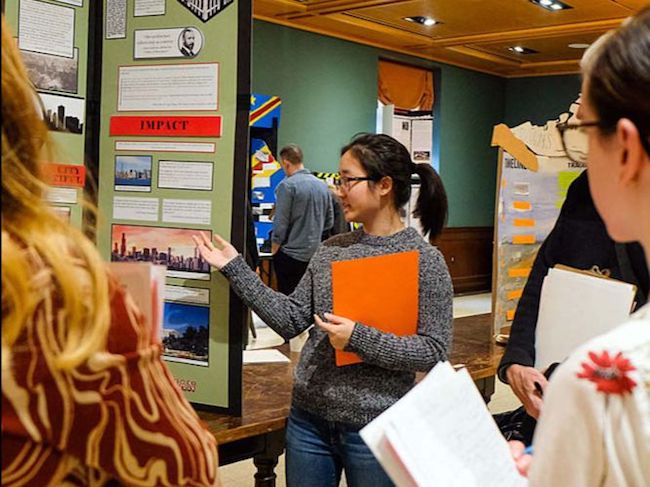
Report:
253,0,649,77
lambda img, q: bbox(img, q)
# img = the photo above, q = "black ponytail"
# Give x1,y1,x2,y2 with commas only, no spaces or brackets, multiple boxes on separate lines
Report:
412,163,447,240
341,133,448,241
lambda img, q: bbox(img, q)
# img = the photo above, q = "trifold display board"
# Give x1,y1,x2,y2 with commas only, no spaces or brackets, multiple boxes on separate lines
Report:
97,0,251,412
4,0,93,228
491,100,585,336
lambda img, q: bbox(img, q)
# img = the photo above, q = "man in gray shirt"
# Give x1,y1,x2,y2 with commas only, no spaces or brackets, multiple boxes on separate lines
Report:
272,144,333,294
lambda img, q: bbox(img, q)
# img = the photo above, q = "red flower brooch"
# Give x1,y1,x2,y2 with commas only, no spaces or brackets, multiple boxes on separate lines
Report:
577,350,637,395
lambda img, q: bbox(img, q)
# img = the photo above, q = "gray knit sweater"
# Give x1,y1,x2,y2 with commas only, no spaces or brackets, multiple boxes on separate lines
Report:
221,227,453,426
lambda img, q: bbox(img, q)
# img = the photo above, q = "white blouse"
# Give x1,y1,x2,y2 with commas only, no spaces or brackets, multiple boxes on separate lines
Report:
529,303,650,486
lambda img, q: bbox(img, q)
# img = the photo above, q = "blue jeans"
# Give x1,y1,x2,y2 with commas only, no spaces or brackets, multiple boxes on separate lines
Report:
285,407,394,487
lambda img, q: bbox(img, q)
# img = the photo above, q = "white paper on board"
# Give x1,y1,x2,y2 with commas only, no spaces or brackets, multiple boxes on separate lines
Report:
134,0,165,16
162,199,211,225
106,0,127,39
113,196,159,222
165,285,210,305
46,187,77,204
19,0,75,58
117,64,218,111
158,161,213,191
134,27,203,59
115,140,216,153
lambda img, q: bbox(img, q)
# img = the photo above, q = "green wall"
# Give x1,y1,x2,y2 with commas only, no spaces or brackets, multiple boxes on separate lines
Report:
252,22,581,228
252,21,377,171
504,74,581,126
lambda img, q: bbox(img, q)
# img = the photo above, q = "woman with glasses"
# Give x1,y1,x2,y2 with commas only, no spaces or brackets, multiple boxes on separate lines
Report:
195,133,452,486
511,7,650,486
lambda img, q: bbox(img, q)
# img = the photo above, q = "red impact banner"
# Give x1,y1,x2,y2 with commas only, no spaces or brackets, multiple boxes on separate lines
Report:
42,163,86,188
109,116,222,137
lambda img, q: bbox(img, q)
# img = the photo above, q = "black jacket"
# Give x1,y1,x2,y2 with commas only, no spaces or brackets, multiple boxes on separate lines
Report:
498,170,649,382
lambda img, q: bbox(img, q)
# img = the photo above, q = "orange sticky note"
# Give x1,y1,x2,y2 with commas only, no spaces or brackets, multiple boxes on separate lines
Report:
513,201,532,211
506,309,516,321
507,289,524,300
508,267,532,278
332,251,419,366
513,218,535,227
512,235,536,245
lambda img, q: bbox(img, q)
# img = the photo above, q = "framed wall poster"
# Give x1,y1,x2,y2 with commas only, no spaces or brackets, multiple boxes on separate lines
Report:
97,0,252,413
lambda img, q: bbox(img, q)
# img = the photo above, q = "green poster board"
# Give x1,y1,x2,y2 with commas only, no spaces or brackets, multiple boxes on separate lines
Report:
4,0,92,228
97,0,250,412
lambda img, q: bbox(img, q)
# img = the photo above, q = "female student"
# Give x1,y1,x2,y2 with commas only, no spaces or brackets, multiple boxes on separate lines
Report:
195,133,453,486
1,18,219,486
511,7,650,486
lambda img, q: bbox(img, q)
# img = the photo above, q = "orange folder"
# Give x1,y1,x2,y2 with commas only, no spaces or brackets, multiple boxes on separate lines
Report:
331,250,419,366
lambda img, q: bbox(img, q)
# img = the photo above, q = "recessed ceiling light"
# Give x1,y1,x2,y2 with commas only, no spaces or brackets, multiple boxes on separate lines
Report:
568,43,590,49
529,0,572,11
404,16,438,26
509,46,538,54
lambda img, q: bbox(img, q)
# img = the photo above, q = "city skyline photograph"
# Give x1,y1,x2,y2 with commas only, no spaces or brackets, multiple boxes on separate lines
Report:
111,224,212,279
162,301,209,366
39,92,85,134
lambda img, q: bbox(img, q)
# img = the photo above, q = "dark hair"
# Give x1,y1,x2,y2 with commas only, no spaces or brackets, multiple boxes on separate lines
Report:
279,144,304,165
341,133,448,240
587,7,650,156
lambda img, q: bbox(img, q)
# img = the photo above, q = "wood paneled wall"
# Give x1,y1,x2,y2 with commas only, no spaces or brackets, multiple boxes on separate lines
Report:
434,227,494,295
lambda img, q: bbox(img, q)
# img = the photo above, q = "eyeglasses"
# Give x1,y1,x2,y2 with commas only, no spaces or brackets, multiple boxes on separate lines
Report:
556,120,608,165
333,175,375,191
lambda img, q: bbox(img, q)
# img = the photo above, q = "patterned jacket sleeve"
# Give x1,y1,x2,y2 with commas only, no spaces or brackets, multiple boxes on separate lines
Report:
1,274,219,487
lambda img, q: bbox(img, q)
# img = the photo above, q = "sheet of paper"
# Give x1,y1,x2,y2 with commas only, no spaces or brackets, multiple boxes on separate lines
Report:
535,267,636,369
113,196,159,222
162,199,211,225
46,187,77,204
105,0,127,39
165,285,210,305
19,0,74,58
134,0,165,16
115,140,216,153
243,349,290,364
134,27,203,59
158,160,213,191
361,362,526,487
118,64,218,111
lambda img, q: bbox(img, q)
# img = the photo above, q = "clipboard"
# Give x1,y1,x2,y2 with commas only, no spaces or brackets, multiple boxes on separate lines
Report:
534,264,637,369
332,250,419,366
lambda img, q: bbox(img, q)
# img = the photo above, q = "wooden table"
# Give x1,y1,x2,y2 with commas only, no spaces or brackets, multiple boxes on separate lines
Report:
198,313,503,486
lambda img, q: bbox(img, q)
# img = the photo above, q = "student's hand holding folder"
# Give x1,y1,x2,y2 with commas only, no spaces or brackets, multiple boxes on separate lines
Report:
314,313,355,350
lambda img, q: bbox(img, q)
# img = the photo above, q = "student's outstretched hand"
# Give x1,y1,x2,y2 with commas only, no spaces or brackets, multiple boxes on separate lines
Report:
509,441,532,477
314,313,354,350
193,233,238,270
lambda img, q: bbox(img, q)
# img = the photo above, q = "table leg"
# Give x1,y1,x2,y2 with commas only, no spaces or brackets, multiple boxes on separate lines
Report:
253,429,285,487
474,376,496,404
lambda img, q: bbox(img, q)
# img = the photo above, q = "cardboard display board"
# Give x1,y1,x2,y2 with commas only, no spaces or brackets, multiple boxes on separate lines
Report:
4,0,92,228
97,0,250,412
491,101,585,335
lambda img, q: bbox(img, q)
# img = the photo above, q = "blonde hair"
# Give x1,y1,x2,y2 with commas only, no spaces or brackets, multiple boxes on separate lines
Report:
1,17,110,369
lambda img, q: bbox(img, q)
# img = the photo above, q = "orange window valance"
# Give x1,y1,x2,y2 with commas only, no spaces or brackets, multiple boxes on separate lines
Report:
378,60,434,111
